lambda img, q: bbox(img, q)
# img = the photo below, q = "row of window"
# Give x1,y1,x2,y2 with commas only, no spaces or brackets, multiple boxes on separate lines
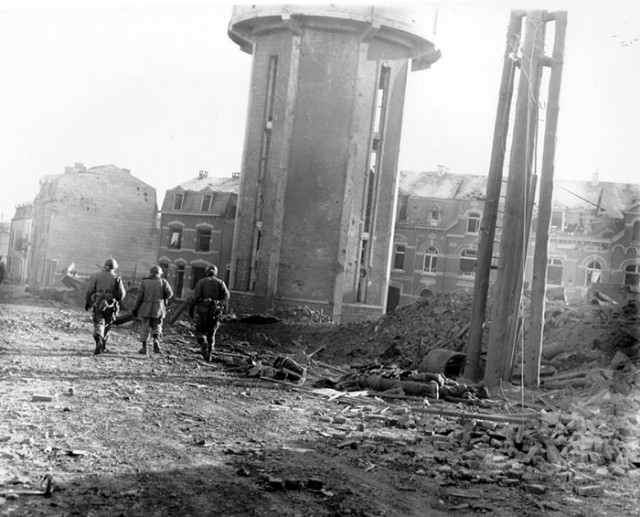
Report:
392,246,640,287
393,245,476,275
168,228,212,252
397,203,482,233
172,192,215,213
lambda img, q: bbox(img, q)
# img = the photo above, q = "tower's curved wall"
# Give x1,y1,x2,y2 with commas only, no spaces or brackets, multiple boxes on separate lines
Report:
228,5,439,322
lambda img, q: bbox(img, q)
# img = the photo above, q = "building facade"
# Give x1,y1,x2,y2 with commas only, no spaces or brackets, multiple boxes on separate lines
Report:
28,163,159,287
158,171,239,300
388,170,640,310
6,203,34,283
228,5,440,323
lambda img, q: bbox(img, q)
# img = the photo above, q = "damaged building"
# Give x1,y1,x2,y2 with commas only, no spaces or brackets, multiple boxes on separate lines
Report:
158,170,239,300
28,163,159,286
6,203,34,284
389,169,640,310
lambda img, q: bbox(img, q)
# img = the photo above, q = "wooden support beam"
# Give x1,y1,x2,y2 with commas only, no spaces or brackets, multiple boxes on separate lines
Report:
464,11,523,382
525,12,568,386
484,11,546,387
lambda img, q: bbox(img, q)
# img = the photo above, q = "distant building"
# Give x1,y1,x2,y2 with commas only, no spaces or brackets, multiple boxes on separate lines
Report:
388,169,640,310
0,221,9,263
7,203,34,283
28,163,159,287
158,171,239,299
527,172,640,302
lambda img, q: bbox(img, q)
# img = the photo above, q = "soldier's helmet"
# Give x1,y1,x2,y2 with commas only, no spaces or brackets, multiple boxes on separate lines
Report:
149,265,162,276
104,258,118,270
205,265,217,277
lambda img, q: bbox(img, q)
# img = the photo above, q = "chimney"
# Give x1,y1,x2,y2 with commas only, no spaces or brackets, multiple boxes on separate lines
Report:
198,170,209,179
64,166,74,174
436,164,448,177
74,162,85,171
232,172,240,179
591,169,599,187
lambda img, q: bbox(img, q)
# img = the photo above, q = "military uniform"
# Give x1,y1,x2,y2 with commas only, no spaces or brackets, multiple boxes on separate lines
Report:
132,269,173,355
189,269,230,361
85,267,126,354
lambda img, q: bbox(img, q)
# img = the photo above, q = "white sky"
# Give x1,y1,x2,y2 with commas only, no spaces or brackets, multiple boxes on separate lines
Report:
0,0,639,221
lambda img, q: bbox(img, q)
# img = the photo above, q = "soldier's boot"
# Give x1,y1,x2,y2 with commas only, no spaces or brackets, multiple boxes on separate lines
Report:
197,336,207,359
137,341,148,355
93,335,102,355
152,336,162,354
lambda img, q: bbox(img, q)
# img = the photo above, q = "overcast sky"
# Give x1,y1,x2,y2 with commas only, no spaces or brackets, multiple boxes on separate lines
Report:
1,0,638,221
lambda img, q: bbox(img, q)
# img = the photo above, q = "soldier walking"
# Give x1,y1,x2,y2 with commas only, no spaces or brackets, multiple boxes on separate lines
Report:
85,258,126,355
188,265,230,362
132,265,173,355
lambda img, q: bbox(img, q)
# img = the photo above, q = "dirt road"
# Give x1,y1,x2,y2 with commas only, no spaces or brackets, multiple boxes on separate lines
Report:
1,286,638,516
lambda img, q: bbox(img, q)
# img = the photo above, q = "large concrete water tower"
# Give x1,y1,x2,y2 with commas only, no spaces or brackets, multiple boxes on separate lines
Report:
228,5,440,322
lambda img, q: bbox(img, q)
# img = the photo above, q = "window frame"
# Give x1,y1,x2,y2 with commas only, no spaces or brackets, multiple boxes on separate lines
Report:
169,228,183,250
196,229,211,252
393,244,406,271
460,249,477,276
201,194,212,213
173,193,184,211
467,212,481,234
423,246,438,273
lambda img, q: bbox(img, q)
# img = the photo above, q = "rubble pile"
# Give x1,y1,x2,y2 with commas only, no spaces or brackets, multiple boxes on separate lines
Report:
306,376,640,500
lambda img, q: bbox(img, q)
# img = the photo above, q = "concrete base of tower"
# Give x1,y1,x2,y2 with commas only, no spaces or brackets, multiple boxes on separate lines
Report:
229,291,384,323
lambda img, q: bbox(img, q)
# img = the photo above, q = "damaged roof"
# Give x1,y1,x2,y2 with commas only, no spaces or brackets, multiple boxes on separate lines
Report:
551,180,640,219
399,170,640,219
177,175,240,194
398,170,487,200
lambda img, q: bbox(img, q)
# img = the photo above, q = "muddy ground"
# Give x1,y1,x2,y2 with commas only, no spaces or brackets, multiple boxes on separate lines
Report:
1,284,639,516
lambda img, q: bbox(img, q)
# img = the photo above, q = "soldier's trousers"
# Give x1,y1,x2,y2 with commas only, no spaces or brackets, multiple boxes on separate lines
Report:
140,317,163,342
196,312,220,346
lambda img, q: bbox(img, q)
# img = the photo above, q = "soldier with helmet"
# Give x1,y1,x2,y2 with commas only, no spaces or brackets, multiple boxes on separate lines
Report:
132,265,173,355
188,264,230,362
85,258,126,355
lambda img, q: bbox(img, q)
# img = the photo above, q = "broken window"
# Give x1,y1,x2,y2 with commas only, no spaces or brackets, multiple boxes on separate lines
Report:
398,195,408,222
201,194,212,212
467,212,481,233
175,265,184,298
393,244,406,271
551,210,563,232
173,193,184,211
197,229,211,252
460,249,477,276
624,264,640,287
169,228,182,249
191,266,206,289
586,261,602,286
547,258,563,285
423,247,438,273
430,205,441,224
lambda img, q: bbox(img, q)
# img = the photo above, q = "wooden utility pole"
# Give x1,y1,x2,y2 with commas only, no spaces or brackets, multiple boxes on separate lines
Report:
464,11,524,382
484,11,546,387
525,12,568,386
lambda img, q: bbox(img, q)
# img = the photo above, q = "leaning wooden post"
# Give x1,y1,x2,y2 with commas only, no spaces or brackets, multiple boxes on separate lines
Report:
465,11,524,382
484,11,544,387
524,11,567,386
